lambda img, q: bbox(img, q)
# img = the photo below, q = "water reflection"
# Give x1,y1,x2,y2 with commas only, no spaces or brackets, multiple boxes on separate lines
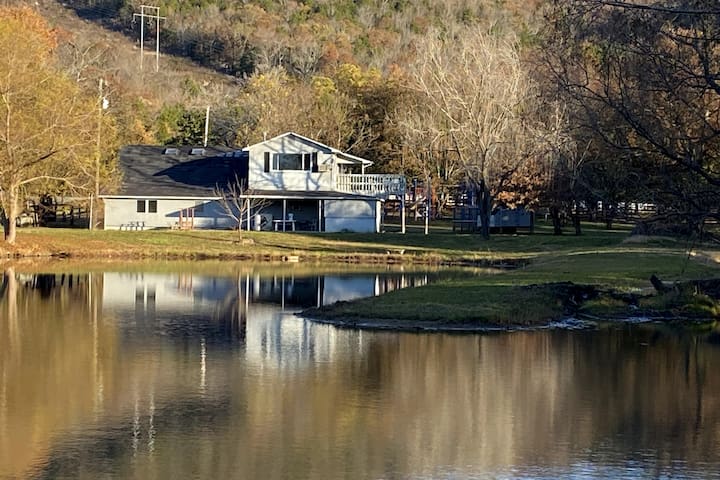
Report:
102,271,429,344
1,267,719,479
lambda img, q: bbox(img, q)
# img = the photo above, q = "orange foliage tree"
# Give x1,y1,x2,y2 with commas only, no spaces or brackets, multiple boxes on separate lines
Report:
0,7,97,243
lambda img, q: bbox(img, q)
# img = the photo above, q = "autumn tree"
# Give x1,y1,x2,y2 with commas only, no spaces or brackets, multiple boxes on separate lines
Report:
407,27,537,238
542,0,720,234
333,64,407,173
0,7,100,243
234,66,374,152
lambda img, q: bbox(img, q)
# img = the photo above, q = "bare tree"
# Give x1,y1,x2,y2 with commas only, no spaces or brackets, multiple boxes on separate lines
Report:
214,175,269,239
542,0,720,234
392,92,463,221
408,27,537,238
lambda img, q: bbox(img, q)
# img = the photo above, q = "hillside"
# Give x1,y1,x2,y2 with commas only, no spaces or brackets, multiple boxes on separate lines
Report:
27,0,545,164
36,0,238,113
56,0,544,78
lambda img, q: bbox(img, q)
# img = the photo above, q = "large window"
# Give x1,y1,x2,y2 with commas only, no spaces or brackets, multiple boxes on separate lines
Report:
271,152,317,171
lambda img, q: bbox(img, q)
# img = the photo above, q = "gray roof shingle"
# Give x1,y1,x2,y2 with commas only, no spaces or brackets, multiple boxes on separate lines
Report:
110,145,248,197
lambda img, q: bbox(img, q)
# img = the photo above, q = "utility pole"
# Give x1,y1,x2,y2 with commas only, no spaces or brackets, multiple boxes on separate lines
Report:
203,106,210,147
133,5,166,72
91,78,109,230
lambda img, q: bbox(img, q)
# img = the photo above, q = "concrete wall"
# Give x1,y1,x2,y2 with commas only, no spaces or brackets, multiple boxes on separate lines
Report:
104,198,235,230
324,199,379,233
246,136,336,191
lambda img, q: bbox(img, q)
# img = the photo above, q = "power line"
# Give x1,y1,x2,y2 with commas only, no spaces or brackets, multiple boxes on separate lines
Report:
133,5,166,72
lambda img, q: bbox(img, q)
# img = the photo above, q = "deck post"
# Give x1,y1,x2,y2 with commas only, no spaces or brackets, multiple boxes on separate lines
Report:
246,198,251,231
401,197,406,234
282,199,287,232
318,200,322,232
376,201,381,233
425,176,430,235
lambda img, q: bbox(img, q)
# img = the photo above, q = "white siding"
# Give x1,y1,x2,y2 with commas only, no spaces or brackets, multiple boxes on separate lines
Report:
104,198,236,230
250,169,334,191
246,136,335,191
324,199,379,233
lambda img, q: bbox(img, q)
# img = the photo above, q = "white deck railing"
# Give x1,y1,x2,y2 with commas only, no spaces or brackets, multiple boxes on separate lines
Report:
336,174,406,199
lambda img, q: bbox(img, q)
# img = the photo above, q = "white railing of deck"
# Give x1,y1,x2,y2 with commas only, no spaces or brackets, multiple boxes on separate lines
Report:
336,174,406,198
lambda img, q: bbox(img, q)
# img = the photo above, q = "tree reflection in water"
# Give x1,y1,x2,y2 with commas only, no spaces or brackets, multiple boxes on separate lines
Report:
1,268,719,480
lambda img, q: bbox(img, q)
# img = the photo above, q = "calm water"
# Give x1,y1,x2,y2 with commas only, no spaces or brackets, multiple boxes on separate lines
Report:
1,266,719,480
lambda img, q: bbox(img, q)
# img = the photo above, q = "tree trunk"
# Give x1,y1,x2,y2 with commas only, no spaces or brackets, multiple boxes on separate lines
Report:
2,187,19,244
572,203,582,235
550,205,563,235
604,203,615,230
0,215,9,242
478,181,492,239
572,213,582,235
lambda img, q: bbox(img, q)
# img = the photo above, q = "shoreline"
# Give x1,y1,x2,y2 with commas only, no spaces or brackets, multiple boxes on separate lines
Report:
299,313,717,333
0,249,527,268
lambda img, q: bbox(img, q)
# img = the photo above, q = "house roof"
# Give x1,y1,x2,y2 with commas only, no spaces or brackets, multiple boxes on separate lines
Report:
244,132,373,166
104,144,381,202
107,145,248,197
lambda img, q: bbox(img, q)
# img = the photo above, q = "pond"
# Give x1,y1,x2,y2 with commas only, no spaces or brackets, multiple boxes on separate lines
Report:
1,265,719,479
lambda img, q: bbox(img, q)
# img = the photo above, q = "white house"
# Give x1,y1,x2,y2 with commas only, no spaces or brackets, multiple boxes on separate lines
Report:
101,133,406,233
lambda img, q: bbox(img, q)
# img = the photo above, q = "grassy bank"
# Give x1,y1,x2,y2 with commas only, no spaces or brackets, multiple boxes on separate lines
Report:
304,249,720,330
2,223,720,329
0,226,512,263
0,222,676,263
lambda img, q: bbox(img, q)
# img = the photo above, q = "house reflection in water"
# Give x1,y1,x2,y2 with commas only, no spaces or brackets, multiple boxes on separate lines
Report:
101,271,430,361
252,273,428,309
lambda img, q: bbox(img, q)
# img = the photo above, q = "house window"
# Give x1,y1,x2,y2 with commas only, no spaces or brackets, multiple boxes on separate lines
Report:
272,153,314,171
137,200,157,213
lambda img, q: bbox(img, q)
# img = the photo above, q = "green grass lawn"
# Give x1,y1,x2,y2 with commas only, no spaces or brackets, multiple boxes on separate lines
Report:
0,221,679,261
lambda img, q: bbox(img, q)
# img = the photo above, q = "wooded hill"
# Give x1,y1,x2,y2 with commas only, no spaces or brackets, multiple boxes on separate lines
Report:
62,0,542,77
3,0,720,243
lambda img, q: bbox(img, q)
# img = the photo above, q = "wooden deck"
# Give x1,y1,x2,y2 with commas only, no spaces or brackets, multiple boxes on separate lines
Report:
336,174,406,199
